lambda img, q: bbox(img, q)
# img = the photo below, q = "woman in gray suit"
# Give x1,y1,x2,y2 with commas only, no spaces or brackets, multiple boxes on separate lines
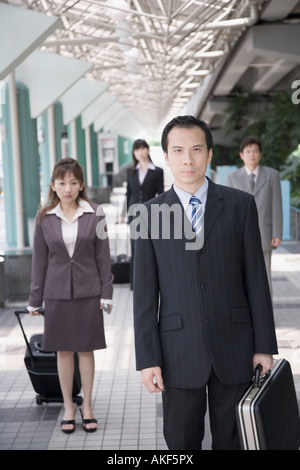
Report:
28,158,113,434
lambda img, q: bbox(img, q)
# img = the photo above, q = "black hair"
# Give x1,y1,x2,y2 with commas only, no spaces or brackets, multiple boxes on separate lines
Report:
161,115,213,153
131,139,152,173
240,136,262,153
37,158,89,223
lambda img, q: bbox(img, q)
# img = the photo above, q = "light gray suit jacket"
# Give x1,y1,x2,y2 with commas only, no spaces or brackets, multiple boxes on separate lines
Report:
226,165,283,252
133,180,278,389
29,203,113,307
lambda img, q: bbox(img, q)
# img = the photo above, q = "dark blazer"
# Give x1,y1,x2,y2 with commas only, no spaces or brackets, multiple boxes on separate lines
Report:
29,203,113,307
226,165,283,251
133,179,278,389
126,165,164,212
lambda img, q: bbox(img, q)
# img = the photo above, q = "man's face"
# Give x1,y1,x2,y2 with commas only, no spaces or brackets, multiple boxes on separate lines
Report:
240,144,262,169
164,126,212,193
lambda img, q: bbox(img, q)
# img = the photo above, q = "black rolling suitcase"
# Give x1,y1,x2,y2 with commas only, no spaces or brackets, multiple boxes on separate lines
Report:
111,224,130,284
112,253,130,284
236,358,300,450
15,308,82,406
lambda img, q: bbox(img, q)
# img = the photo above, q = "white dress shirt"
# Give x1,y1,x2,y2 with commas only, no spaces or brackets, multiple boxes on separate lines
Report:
173,176,208,223
244,165,259,183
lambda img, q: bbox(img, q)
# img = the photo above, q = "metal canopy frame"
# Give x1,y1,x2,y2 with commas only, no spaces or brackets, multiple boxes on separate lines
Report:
3,0,261,132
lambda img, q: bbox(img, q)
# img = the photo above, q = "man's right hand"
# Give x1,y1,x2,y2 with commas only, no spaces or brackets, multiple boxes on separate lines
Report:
140,366,164,393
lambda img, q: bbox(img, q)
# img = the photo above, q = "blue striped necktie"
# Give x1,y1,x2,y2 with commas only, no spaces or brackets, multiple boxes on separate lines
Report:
189,196,204,238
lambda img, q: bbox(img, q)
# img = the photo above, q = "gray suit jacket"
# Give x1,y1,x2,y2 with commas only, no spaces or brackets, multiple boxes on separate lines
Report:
226,166,283,252
133,179,278,389
29,203,113,307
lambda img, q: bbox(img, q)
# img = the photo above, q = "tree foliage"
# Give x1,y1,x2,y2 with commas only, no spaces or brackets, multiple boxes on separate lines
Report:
220,89,300,171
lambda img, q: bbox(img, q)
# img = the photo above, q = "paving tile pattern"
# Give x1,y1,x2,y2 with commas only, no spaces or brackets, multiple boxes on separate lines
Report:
0,241,299,450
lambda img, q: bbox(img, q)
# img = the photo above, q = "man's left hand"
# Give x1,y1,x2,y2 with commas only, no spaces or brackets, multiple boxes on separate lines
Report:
253,353,274,376
271,238,281,248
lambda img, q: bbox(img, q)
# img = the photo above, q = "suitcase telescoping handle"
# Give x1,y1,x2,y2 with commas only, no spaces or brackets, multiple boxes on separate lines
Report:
14,308,44,363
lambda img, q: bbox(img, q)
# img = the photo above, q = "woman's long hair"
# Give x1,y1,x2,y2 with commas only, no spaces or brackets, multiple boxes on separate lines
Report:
37,158,90,223
130,139,152,174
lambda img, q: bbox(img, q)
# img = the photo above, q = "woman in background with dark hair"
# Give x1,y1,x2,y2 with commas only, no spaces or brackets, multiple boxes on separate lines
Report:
28,158,113,434
120,139,164,288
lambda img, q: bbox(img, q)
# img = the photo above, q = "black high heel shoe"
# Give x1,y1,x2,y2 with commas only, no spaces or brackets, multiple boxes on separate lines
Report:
61,419,76,434
79,409,98,433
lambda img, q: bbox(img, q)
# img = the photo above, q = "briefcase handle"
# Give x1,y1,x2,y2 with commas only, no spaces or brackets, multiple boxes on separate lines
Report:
253,363,271,388
253,364,263,388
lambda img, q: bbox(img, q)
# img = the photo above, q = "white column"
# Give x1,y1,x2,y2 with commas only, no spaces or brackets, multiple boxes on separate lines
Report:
9,72,24,248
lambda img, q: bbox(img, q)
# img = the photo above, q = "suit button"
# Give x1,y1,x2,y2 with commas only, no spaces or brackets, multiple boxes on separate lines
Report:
205,319,211,325
201,283,208,290
70,259,74,263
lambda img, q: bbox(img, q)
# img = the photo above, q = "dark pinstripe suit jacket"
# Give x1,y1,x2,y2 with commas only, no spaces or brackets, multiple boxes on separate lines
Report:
133,179,278,388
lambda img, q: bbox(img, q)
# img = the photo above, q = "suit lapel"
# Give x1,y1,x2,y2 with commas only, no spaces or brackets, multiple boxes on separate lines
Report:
141,168,152,187
47,214,70,256
163,187,190,235
164,181,225,245
203,180,225,242
253,166,267,196
141,167,157,188
237,167,252,193
47,211,93,257
73,212,92,255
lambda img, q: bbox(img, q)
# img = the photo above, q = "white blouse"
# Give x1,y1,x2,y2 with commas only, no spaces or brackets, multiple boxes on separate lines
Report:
136,161,156,185
47,199,94,257
28,199,112,311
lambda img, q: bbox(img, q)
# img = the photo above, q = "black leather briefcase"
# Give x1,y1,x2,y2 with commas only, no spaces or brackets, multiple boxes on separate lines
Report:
236,358,300,450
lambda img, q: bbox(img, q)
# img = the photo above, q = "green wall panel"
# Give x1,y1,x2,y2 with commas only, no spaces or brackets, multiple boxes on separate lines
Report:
1,82,40,247
90,126,99,187
1,83,16,247
117,135,133,167
75,116,87,182
17,83,40,245
54,102,66,161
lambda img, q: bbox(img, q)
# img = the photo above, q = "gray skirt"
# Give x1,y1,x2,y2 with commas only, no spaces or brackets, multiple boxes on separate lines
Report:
42,297,106,352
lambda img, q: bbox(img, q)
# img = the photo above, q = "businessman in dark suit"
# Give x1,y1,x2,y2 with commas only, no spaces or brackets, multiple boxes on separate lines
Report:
133,116,278,450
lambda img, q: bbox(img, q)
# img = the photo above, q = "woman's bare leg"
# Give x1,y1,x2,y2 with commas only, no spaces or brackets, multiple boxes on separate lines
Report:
78,351,97,431
57,350,75,432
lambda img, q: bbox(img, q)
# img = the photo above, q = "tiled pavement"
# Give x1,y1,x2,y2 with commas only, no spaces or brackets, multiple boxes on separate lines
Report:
0,283,167,450
0,187,299,451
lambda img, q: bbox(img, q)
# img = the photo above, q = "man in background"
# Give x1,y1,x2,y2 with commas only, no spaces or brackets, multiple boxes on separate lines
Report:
226,136,283,294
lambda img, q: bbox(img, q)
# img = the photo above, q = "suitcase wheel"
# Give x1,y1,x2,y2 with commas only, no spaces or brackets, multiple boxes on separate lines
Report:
34,392,82,405
36,395,82,405
74,395,83,406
